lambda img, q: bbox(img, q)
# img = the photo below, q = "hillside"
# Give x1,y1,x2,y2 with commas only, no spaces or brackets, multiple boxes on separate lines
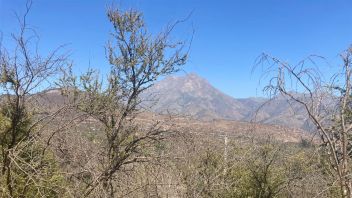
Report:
28,88,309,143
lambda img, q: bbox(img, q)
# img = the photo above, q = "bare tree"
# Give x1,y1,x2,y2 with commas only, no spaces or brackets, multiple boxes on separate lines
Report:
0,1,69,197
256,47,352,197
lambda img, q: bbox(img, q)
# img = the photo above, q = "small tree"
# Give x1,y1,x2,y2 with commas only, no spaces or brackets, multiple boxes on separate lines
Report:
60,7,189,197
257,47,352,197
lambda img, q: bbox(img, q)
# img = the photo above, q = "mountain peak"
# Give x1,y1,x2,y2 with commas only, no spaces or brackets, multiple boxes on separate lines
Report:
185,72,202,79
186,72,209,81
144,72,247,120
180,73,210,91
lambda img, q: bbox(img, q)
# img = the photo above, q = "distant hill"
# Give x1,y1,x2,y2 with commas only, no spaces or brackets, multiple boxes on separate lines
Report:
143,73,314,130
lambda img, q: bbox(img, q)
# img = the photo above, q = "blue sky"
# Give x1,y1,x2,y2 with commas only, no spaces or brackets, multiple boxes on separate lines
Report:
1,0,352,98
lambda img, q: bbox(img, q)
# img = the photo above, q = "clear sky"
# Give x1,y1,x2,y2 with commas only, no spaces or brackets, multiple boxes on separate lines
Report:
1,0,352,98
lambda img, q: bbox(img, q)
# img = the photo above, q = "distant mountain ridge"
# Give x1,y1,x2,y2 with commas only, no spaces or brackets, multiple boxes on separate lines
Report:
18,73,313,131
143,73,313,130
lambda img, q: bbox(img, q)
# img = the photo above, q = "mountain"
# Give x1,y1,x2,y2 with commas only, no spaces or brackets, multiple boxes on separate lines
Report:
143,73,313,130
14,87,308,143
142,73,251,121
25,73,314,131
